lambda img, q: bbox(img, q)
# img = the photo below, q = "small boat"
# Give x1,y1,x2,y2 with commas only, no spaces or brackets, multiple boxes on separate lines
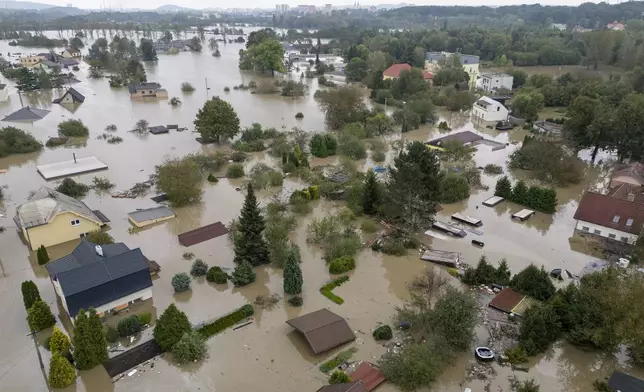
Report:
475,347,494,362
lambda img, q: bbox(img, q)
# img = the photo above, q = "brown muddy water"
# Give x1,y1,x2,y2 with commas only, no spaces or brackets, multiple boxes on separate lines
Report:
0,32,640,392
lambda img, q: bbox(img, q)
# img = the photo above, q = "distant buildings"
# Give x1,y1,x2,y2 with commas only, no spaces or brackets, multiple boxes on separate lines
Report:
480,72,513,93
424,51,479,90
323,4,332,15
382,63,432,81
550,23,567,31
61,47,81,59
607,21,625,31
275,3,289,13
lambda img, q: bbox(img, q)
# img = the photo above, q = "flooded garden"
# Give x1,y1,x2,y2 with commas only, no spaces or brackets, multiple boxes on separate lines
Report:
0,30,641,392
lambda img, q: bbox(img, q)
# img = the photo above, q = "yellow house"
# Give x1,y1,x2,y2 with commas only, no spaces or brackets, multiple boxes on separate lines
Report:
19,54,45,67
424,51,479,90
15,187,108,251
61,48,81,59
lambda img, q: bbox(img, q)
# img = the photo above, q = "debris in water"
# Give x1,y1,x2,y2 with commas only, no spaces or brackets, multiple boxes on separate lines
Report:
127,369,137,377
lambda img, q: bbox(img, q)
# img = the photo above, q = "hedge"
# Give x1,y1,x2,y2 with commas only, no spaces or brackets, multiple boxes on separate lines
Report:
319,347,357,373
320,276,349,304
196,304,254,338
328,256,356,274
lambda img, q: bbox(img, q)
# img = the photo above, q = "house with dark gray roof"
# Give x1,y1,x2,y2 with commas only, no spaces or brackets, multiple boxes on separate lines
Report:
53,87,85,105
128,82,168,99
2,106,50,122
608,371,644,392
46,240,154,318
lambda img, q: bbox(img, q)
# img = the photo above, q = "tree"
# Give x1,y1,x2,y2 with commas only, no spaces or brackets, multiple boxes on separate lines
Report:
37,245,50,265
507,69,527,88
49,326,71,354
0,126,42,157
564,96,610,162
246,28,276,48
172,273,191,292
329,371,351,384
172,331,207,364
155,157,203,206
190,259,208,277
194,97,240,143
511,264,555,301
247,39,284,75
231,260,256,287
48,352,76,388
512,180,529,205
86,230,114,245
430,286,478,350
57,119,89,137
380,340,450,391
384,141,443,232
233,184,270,267
366,112,393,137
317,87,368,129
16,68,38,91
283,246,303,295
206,266,228,284
70,36,84,49
495,176,512,199
362,170,381,215
27,300,55,332
139,38,158,61
518,302,561,356
511,91,544,122
510,377,541,392
72,308,107,370
611,93,644,162
345,57,368,82
154,303,191,352
188,36,202,52
438,173,469,203
309,134,337,158
21,280,41,310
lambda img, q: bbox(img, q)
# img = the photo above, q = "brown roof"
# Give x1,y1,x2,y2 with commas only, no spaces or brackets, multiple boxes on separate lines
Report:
177,221,229,247
607,184,644,203
612,162,644,185
574,192,644,235
489,288,524,314
350,362,386,391
383,63,432,79
316,381,369,392
428,131,483,147
286,309,355,354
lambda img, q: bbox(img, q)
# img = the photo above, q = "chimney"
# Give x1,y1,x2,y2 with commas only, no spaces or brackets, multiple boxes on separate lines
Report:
95,245,103,257
628,193,635,202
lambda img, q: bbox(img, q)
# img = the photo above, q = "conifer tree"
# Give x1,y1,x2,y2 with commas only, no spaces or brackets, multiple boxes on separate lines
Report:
231,261,256,287
494,176,512,199
49,326,71,354
27,300,55,332
73,309,107,370
153,303,191,352
21,280,41,310
37,245,50,265
48,352,76,388
283,246,303,295
233,184,270,267
362,170,381,215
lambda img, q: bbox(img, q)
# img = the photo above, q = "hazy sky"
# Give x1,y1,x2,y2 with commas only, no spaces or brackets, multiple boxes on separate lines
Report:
40,0,608,10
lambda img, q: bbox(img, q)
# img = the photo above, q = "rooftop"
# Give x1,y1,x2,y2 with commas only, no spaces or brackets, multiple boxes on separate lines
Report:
128,206,175,224
16,186,103,230
608,183,644,203
36,156,108,180
425,51,479,65
383,63,432,79
574,191,644,235
534,120,563,132
53,87,85,104
178,221,229,247
286,308,356,354
350,362,386,391
2,106,50,122
481,72,512,78
489,288,524,314
316,382,369,392
128,82,163,93
608,371,644,392
427,131,483,146
612,162,644,185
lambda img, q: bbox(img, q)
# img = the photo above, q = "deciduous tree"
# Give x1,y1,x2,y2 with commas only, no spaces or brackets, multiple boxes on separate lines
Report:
194,97,240,143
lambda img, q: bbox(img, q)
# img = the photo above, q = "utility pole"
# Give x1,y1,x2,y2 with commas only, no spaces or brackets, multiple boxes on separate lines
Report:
205,78,210,100
384,97,387,113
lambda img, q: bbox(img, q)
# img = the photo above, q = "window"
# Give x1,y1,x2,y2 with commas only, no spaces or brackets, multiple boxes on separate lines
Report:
71,219,80,226
621,237,629,243
613,215,620,223
582,226,589,231
497,107,500,111
608,234,616,239
627,218,634,227
593,229,601,235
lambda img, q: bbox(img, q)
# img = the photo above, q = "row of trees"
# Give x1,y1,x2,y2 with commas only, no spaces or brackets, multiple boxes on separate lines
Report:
494,176,558,214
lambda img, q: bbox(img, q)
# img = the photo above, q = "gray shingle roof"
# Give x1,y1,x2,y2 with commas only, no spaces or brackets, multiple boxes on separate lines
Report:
128,206,175,223
17,186,102,229
53,87,85,104
128,82,162,93
425,51,480,65
2,106,50,122
60,58,79,66
46,240,129,278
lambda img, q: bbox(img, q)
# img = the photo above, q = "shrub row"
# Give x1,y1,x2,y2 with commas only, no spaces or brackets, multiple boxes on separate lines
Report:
197,304,254,338
289,186,320,204
320,276,350,305
319,347,357,373
328,256,356,274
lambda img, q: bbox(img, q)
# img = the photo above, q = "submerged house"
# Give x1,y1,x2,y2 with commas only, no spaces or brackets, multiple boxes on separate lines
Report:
382,63,432,81
128,82,168,99
53,87,85,105
574,191,644,245
286,309,355,354
61,47,82,59
15,187,109,250
46,240,153,318
472,96,509,122
610,162,644,188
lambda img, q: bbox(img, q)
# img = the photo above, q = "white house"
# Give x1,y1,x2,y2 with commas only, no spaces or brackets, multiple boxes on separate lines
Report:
472,96,509,122
480,72,514,92
574,191,644,245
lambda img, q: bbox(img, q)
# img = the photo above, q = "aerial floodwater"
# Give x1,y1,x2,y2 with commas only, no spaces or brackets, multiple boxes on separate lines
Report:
0,28,641,392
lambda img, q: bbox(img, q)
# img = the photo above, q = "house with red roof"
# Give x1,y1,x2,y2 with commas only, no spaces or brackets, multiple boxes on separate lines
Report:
382,63,432,81
574,191,644,245
607,21,625,31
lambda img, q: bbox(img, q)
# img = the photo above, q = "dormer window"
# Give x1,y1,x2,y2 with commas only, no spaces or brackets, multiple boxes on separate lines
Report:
613,215,620,223
627,218,634,227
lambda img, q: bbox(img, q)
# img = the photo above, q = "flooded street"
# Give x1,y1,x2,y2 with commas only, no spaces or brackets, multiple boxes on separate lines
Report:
0,31,641,392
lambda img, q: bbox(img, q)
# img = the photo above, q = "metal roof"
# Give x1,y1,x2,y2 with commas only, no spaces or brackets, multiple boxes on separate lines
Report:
16,186,102,230
128,206,175,223
316,382,368,392
608,371,644,392
350,362,385,391
425,51,479,65
46,240,130,278
2,106,50,122
178,221,229,247
128,82,162,93
489,288,524,314
53,87,85,104
286,309,356,354
148,125,169,135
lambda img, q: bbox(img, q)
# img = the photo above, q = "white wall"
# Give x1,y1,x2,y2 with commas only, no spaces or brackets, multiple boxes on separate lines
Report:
576,220,638,244
472,102,508,122
481,75,513,92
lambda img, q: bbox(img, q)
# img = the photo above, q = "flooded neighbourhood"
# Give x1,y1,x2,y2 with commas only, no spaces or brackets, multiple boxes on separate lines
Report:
0,27,642,392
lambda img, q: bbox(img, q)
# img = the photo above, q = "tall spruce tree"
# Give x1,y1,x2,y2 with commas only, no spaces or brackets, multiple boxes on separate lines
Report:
153,303,191,352
233,184,270,267
494,176,512,199
73,309,107,370
283,246,303,295
21,280,41,310
383,141,443,231
363,170,381,215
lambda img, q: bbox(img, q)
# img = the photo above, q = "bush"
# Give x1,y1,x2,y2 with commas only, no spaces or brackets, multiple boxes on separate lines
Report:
319,348,357,372
233,140,266,152
0,126,42,157
92,176,115,190
338,134,367,160
248,81,258,89
207,173,219,183
182,252,195,260
21,280,41,310
49,326,71,354
295,112,304,119
171,273,191,293
505,346,529,364
231,261,256,287
227,163,245,178
329,371,351,384
138,312,152,326
181,82,195,92
104,325,119,343
231,151,248,162
190,259,208,277
154,304,191,352
55,178,90,198
57,119,89,137
511,264,555,301
288,295,303,307
36,245,50,265
328,256,356,274
373,324,393,340
86,230,115,245
361,220,378,233
172,331,207,364
310,133,338,158
224,86,230,92
117,315,142,337
155,157,203,207
484,164,503,175
27,300,55,332
323,232,362,262
320,275,350,304
461,256,512,286
196,304,254,338
48,352,76,388
372,151,386,162
206,266,229,284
